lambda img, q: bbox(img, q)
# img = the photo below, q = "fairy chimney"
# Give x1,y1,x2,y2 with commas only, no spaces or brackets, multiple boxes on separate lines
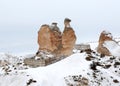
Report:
97,30,113,56
37,24,56,52
50,22,62,52
61,18,76,56
37,23,62,55
37,18,76,57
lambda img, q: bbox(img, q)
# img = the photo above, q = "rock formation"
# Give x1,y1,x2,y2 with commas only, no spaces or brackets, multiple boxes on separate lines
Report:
97,30,113,56
37,18,76,57
37,24,55,52
50,22,61,34
37,23,62,54
61,18,76,56
50,23,62,51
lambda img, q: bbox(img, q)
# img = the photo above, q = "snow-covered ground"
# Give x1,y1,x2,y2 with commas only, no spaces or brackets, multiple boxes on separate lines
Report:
0,41,120,86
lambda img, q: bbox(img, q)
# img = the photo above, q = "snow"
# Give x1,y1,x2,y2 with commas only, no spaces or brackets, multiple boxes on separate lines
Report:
0,41,120,86
88,42,98,50
0,53,23,65
0,53,90,86
103,40,120,57
102,30,113,38
25,53,90,86
102,30,110,34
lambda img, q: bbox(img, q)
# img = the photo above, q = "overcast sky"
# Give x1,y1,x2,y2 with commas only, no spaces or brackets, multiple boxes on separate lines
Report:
0,0,120,54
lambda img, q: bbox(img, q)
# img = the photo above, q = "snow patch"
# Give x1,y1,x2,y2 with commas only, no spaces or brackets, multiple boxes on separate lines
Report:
103,41,120,57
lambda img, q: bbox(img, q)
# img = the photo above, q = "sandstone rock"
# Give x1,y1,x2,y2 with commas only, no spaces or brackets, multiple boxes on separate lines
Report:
37,23,62,53
61,18,76,56
0,60,9,67
38,24,54,52
98,30,113,44
50,23,62,51
37,18,76,57
97,30,113,56
64,18,71,28
24,58,45,67
74,44,91,51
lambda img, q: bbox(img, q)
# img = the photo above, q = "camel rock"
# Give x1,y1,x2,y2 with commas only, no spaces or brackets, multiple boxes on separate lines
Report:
37,18,76,57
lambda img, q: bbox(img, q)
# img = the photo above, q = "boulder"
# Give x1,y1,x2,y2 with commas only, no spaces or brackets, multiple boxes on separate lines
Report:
97,30,113,56
61,18,76,56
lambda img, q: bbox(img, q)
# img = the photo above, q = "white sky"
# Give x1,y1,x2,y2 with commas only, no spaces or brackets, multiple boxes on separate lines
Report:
0,0,120,54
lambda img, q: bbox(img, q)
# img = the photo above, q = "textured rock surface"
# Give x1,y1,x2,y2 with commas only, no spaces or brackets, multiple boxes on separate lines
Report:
37,24,62,52
38,24,54,52
37,18,76,57
61,18,76,56
50,23,62,52
97,30,113,56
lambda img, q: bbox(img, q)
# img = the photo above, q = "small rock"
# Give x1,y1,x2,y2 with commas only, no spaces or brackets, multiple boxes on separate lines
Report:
113,79,119,83
27,79,37,86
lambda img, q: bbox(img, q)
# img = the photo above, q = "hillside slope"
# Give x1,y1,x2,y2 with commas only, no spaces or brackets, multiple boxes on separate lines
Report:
0,42,120,86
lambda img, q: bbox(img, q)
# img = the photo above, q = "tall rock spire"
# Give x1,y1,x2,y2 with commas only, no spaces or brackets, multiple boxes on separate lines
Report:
61,18,76,56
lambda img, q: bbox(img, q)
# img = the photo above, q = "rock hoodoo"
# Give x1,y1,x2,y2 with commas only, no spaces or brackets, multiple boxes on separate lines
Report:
37,24,54,52
61,18,76,56
37,18,76,57
97,30,113,56
37,23,62,53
